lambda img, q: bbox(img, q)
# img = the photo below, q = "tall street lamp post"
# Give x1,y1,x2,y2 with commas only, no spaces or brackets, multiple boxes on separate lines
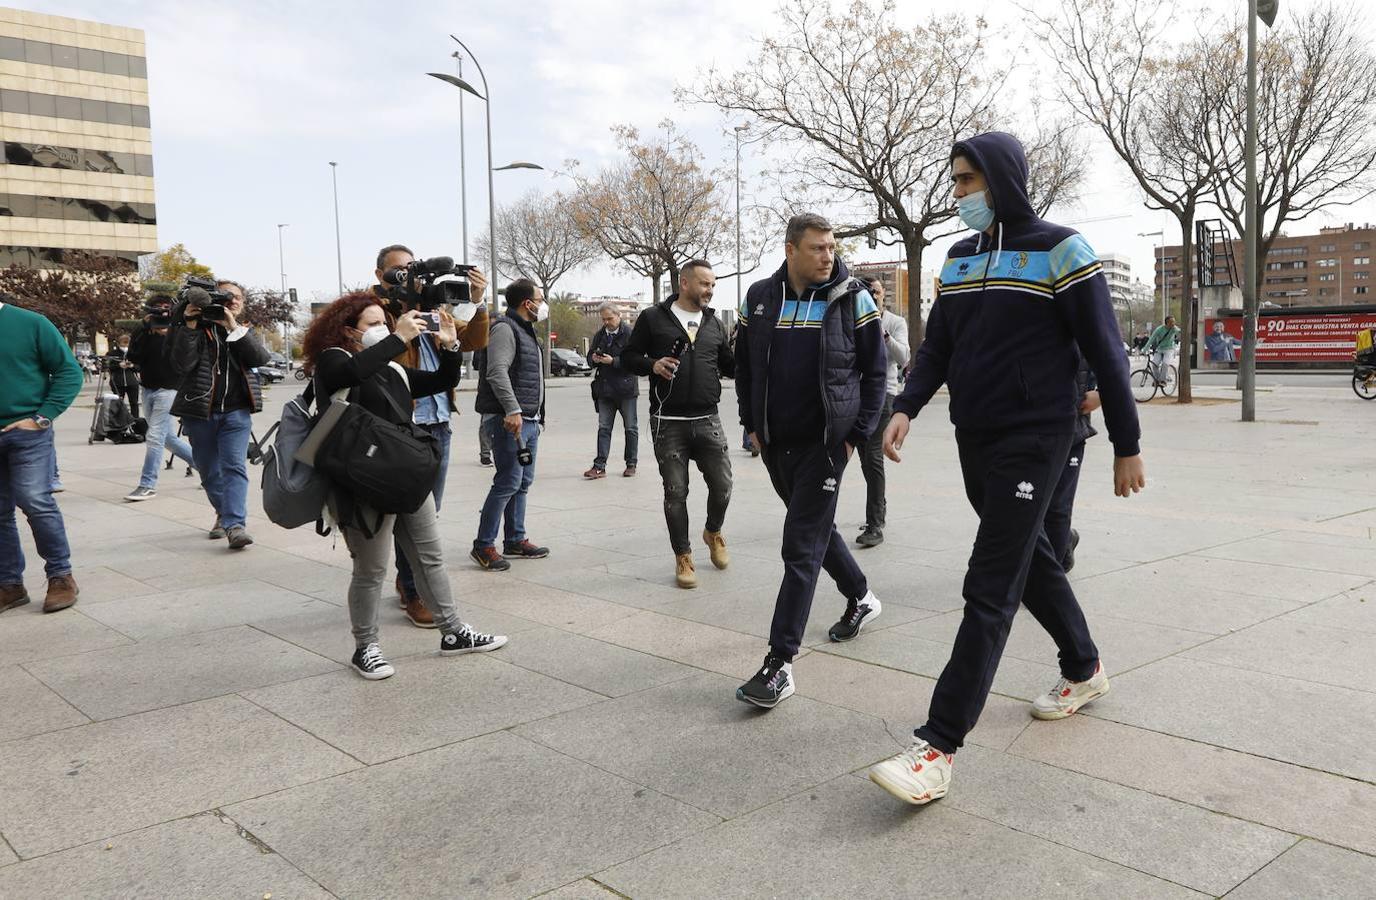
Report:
276,223,288,297
452,51,469,263
329,161,344,294
734,123,749,316
1139,230,1165,325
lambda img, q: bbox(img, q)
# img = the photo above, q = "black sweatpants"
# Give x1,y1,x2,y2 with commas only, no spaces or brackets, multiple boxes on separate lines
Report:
916,429,1099,755
762,441,868,661
1043,439,1086,565
858,393,895,529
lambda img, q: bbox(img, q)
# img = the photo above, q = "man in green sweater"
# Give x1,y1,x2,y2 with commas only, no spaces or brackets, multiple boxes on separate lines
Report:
0,294,83,614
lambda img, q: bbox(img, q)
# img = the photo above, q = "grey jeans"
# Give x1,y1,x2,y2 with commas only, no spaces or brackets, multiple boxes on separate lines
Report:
336,492,461,646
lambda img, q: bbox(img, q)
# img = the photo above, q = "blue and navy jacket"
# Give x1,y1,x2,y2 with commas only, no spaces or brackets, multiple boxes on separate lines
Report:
736,256,887,450
894,132,1141,457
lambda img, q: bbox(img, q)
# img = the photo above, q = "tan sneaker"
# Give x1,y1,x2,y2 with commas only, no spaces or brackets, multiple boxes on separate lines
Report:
43,574,79,613
675,552,697,589
403,595,436,628
703,530,730,570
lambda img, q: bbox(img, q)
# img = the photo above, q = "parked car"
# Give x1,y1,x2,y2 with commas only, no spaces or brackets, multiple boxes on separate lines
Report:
255,365,286,384
551,348,592,377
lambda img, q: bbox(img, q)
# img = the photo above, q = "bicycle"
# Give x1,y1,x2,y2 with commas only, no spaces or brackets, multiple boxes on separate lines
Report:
1131,354,1177,403
1354,362,1376,400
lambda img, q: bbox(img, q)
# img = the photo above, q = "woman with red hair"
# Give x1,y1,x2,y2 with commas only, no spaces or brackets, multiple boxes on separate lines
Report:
302,291,507,680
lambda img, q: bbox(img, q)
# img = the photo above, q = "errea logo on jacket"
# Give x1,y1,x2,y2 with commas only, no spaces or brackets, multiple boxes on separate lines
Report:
1015,481,1035,501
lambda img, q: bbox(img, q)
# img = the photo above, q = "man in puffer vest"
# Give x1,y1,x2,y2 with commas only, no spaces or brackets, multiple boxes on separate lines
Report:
733,213,889,709
868,132,1147,806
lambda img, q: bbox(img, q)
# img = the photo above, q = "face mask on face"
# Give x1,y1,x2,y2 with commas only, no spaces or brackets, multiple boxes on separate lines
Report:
533,302,549,323
957,191,995,233
358,324,390,349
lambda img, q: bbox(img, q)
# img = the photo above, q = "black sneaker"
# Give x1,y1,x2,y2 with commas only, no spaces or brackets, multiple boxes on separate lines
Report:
856,525,884,548
440,623,509,655
503,539,550,560
736,653,794,708
479,453,493,467
1063,528,1080,573
350,643,395,680
829,591,882,642
470,546,511,571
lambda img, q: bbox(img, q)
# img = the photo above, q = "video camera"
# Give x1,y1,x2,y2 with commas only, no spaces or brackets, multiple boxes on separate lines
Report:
177,275,233,324
143,294,174,328
380,256,475,310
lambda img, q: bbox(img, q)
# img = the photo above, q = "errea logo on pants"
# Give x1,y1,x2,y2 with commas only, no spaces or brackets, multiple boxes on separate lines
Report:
1015,481,1035,501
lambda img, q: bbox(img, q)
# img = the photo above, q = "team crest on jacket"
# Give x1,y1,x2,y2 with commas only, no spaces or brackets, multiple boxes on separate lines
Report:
1012,252,1028,270
1015,481,1035,500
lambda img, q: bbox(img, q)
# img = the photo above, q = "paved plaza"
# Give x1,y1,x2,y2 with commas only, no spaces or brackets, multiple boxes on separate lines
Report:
2,375,1374,899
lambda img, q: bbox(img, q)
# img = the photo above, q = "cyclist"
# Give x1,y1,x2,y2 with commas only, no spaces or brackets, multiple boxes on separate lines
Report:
1146,316,1180,384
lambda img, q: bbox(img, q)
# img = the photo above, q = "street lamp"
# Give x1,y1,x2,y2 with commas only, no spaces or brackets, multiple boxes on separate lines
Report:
329,161,344,294
1139,230,1165,324
734,123,749,315
276,223,288,297
452,51,468,264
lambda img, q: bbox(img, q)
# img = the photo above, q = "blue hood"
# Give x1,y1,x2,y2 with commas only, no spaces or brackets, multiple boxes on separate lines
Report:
952,131,1037,227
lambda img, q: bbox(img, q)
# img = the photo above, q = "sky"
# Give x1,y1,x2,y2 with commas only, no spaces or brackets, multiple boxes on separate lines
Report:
41,0,1376,311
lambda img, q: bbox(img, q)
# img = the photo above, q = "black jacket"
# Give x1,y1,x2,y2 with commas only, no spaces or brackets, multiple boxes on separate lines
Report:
127,325,177,390
589,321,639,401
1074,357,1099,444
622,297,734,417
313,335,461,423
165,314,270,419
106,346,138,390
736,258,886,449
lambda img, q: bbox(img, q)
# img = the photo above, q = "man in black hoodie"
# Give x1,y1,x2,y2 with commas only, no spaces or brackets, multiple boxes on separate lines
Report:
868,132,1146,806
622,260,734,588
733,214,888,708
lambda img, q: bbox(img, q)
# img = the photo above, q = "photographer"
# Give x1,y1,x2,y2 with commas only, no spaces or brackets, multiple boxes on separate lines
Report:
107,334,141,420
302,291,507,680
372,243,489,627
123,296,196,502
166,278,269,549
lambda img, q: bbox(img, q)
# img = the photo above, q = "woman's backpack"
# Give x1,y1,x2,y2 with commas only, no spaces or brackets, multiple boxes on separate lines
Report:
258,382,333,534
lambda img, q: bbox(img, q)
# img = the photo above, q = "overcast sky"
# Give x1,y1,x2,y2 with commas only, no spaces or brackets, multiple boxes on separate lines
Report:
41,0,1376,309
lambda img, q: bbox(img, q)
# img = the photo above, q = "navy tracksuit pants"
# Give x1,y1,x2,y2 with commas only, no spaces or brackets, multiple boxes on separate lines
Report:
916,429,1099,755
762,441,868,661
1044,439,1086,565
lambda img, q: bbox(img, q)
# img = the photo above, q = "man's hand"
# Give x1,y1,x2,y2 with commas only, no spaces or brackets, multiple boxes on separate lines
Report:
503,412,523,435
593,352,612,365
749,431,763,452
652,357,680,379
468,268,488,304
1080,390,1101,414
2,418,42,432
395,311,426,343
1113,455,1147,497
883,413,911,462
436,309,458,347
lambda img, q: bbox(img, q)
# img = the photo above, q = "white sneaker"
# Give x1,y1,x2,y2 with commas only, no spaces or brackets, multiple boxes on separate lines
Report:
868,738,954,806
1031,661,1110,720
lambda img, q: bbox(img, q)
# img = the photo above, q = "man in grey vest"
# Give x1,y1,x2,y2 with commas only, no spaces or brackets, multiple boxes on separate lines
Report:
471,279,550,572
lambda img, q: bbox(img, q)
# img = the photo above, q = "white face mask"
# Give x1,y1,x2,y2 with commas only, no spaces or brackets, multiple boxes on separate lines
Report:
533,301,549,323
359,324,390,349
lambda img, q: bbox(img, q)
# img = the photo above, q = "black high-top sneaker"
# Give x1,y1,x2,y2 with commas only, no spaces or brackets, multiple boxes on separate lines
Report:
440,623,509,656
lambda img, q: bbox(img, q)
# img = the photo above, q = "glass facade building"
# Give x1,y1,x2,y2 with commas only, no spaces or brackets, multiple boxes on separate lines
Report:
0,8,155,271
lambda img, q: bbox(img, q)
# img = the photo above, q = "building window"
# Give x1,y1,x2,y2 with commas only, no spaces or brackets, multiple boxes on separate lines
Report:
0,36,144,80
0,193,157,226
1269,247,1307,257
1317,274,1336,282
1356,272,1370,280
1355,242,1370,251
0,89,150,128
1318,288,1333,296
1319,243,1337,252
1358,286,1371,295
1356,257,1372,266
1317,258,1337,267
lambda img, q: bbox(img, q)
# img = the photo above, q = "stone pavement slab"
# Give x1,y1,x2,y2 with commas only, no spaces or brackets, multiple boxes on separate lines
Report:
23,625,341,720
515,672,897,818
585,609,780,679
1130,554,1370,604
494,625,698,697
243,652,603,764
225,730,719,900
944,744,1296,895
597,775,1203,899
1281,584,1376,633
0,813,332,899
1227,839,1376,900
1009,714,1376,857
0,606,134,664
0,695,358,858
1073,569,1305,635
0,664,88,742
1182,614,1376,694
76,579,336,641
536,879,624,899
0,839,15,868
1096,656,1376,783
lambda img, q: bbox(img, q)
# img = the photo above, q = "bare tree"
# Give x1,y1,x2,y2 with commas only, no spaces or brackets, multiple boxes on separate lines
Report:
0,251,140,345
1030,0,1236,403
570,123,767,303
1208,3,1376,309
473,189,599,299
685,0,1085,342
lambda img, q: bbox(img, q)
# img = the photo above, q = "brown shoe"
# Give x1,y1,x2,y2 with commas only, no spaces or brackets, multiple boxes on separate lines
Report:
403,596,437,628
675,552,697,589
583,467,606,480
0,583,30,614
395,575,407,609
623,465,637,477
703,530,730,570
43,574,79,613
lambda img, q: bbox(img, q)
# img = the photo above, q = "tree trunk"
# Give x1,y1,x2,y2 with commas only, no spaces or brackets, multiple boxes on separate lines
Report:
1175,215,1194,403
903,234,927,345
541,280,553,378
651,268,664,304
667,262,681,297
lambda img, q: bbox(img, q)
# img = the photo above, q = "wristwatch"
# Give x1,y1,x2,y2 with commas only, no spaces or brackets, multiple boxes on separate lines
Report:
32,415,52,429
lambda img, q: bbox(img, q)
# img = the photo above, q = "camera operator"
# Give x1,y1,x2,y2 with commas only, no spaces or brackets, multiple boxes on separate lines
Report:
371,243,489,627
106,333,141,420
123,296,196,502
166,278,269,549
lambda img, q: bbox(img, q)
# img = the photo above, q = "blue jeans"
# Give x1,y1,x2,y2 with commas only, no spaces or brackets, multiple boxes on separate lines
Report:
594,395,638,468
0,426,73,582
474,417,539,549
138,388,195,490
395,421,451,594
181,408,253,530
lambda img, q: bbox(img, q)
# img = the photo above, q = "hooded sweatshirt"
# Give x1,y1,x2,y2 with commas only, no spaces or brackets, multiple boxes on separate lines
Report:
893,132,1141,457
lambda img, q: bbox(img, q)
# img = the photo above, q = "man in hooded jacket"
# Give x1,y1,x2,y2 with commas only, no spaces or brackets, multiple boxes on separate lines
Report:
733,213,888,709
868,132,1147,806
